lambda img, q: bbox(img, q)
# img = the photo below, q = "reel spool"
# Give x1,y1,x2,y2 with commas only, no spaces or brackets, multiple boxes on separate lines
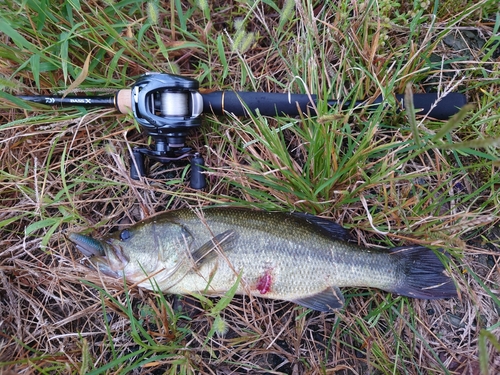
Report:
129,73,205,189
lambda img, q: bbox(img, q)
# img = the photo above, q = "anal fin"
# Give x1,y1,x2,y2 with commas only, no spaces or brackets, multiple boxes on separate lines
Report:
292,286,345,312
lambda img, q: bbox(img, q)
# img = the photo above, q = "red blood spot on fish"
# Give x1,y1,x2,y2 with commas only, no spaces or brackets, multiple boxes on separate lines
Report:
256,270,272,294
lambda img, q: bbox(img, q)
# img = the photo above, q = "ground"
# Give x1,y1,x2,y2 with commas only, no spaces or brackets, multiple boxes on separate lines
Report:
0,1,499,374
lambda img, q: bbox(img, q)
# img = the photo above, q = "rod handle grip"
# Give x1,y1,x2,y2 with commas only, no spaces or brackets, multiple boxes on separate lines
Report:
202,91,317,117
202,91,467,120
115,89,132,114
394,92,467,120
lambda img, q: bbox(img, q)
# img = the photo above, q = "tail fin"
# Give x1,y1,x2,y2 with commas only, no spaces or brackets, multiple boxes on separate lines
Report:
390,246,457,299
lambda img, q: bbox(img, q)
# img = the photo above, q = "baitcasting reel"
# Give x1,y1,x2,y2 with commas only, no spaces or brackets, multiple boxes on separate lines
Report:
124,73,205,188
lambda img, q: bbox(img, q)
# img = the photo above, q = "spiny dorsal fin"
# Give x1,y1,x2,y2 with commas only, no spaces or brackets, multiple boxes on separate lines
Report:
291,213,353,242
292,286,345,312
190,230,237,266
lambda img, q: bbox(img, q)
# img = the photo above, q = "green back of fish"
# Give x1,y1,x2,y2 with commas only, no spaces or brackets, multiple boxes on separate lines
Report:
120,208,399,307
84,207,455,312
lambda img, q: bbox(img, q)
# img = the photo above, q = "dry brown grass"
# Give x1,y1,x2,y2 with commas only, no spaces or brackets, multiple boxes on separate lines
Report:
1,0,500,374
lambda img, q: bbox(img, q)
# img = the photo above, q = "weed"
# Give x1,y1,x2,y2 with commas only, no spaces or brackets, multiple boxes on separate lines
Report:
1,0,499,373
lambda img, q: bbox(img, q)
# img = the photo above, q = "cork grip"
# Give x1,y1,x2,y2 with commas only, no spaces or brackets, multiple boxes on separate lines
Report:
115,89,132,114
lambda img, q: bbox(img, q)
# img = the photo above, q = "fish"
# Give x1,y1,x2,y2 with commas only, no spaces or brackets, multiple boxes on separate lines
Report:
68,207,457,312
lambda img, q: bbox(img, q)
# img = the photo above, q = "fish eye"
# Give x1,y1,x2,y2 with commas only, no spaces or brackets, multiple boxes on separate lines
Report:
119,229,133,241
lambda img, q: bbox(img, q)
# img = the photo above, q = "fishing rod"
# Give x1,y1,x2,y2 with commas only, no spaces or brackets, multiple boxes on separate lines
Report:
17,73,467,189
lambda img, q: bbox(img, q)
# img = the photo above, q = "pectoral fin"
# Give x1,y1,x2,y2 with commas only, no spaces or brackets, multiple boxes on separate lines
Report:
190,230,237,266
292,286,345,312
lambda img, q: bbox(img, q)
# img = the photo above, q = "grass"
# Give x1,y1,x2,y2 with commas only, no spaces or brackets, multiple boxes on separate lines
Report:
1,0,500,373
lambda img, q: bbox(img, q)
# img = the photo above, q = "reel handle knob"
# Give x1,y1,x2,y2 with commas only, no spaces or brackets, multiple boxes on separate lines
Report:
190,153,206,189
130,148,146,180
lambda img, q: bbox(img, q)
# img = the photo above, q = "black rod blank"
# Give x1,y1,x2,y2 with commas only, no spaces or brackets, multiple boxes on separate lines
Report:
17,95,115,107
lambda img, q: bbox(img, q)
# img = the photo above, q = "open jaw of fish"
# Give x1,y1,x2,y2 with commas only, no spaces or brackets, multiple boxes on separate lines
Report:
68,207,458,312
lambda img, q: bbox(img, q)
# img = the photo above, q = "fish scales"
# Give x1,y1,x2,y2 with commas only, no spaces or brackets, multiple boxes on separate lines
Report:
68,207,457,311
152,209,397,296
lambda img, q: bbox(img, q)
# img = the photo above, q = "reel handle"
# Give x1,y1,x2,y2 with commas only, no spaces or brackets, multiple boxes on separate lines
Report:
117,73,205,189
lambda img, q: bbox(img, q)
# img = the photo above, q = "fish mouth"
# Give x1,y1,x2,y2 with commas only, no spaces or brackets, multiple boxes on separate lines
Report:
67,232,127,278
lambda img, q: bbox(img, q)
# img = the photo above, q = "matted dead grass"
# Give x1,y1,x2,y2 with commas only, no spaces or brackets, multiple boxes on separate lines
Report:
1,1,500,374
1,104,499,374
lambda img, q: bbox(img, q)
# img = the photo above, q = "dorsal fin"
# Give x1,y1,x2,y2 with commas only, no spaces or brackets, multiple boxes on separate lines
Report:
291,213,353,242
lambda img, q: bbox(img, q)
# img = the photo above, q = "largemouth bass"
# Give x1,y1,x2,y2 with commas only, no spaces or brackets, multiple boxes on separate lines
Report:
68,207,457,311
